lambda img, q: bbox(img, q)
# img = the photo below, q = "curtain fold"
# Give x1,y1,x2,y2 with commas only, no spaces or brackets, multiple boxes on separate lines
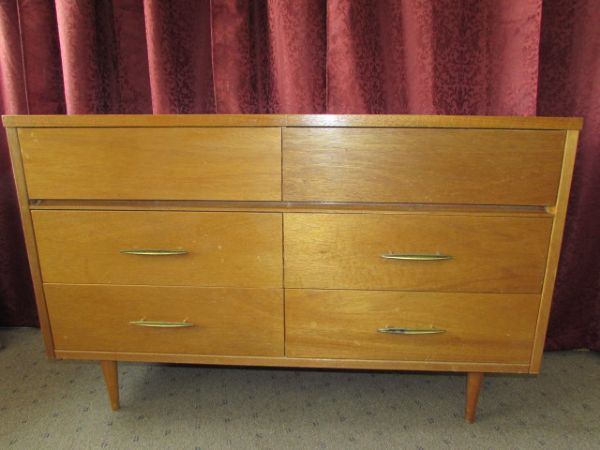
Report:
0,0,598,350
144,0,214,113
0,0,38,327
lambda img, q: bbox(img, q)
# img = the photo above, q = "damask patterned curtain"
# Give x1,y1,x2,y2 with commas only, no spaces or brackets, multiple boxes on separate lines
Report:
0,0,598,350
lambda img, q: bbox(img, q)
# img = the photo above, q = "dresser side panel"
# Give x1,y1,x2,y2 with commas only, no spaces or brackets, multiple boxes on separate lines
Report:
5,127,55,357
530,129,580,373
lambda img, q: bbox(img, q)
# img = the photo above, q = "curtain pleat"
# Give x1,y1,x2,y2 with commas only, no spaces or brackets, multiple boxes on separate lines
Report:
0,0,598,350
0,0,28,113
263,0,326,113
144,0,213,113
0,0,36,327
211,0,270,112
55,0,119,113
17,0,64,114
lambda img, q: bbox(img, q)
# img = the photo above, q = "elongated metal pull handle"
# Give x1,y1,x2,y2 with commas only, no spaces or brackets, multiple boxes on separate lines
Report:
129,320,194,328
120,249,188,256
378,327,446,335
381,253,452,261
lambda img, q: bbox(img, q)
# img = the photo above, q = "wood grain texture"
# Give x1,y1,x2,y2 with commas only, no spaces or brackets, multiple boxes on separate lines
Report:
18,127,281,200
285,290,539,364
32,210,282,288
284,213,552,293
3,114,583,129
2,113,583,405
5,128,55,358
54,350,531,374
3,114,286,127
530,130,580,373
284,114,583,130
283,128,565,205
45,284,284,356
100,361,120,411
465,372,484,423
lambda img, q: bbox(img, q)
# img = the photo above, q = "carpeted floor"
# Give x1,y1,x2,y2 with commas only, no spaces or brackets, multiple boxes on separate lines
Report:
1,328,599,449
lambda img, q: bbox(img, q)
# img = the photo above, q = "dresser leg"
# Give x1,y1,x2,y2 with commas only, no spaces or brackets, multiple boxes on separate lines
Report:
465,372,483,423
100,360,120,411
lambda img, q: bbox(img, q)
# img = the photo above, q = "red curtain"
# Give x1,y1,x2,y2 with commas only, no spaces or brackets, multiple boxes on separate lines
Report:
0,0,598,350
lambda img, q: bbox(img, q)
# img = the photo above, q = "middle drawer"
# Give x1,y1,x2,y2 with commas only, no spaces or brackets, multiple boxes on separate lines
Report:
284,213,552,293
32,211,282,288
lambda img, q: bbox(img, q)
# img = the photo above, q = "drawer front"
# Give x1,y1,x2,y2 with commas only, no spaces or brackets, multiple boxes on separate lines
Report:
284,213,552,293
283,128,565,205
285,289,539,363
33,211,282,288
46,284,283,356
19,127,281,200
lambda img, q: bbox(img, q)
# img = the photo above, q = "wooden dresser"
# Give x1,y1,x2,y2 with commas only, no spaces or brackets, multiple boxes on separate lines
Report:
3,114,582,422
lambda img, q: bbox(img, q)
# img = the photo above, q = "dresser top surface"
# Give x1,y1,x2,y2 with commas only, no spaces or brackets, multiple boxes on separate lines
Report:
2,114,583,130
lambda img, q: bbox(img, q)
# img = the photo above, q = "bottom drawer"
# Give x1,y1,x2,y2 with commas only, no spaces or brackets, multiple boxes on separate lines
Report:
46,284,283,356
286,290,539,364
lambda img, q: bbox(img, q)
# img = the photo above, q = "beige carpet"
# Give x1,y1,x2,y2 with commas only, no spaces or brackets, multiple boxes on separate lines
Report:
1,327,599,449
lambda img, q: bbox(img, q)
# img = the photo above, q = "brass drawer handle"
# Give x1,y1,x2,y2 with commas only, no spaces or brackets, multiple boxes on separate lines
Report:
120,249,188,256
381,253,452,261
129,320,194,328
377,327,446,335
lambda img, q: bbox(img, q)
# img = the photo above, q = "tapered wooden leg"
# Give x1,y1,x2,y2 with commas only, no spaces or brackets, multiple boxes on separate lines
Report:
100,360,120,411
465,372,483,423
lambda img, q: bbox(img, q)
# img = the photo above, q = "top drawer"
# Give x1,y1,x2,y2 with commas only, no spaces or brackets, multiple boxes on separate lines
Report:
18,127,281,201
283,128,565,205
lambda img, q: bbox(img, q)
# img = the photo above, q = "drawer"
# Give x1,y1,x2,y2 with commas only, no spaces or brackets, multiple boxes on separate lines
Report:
33,211,282,288
45,284,283,356
285,289,539,363
284,213,551,293
18,127,281,200
283,128,565,205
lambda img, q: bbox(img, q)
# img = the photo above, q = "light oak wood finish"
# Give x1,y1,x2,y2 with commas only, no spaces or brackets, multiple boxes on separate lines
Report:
18,127,281,200
283,128,565,205
285,290,539,363
6,128,55,357
465,372,483,423
56,351,530,374
3,114,583,129
45,284,284,356
3,114,582,421
284,213,552,293
101,360,120,411
32,210,282,288
284,114,583,130
3,114,287,128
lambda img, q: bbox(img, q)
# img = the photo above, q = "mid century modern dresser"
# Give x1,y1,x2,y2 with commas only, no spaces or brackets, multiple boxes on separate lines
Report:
3,114,582,422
